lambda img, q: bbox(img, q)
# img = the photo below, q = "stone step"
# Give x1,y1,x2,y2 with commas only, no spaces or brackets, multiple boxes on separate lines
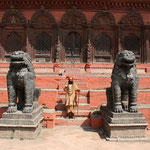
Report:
61,73,87,77
63,68,81,73
58,81,88,89
55,117,90,127
58,90,89,97
104,115,147,124
0,63,150,76
101,106,149,122
57,96,89,104
0,107,43,126
55,110,90,117
55,103,90,111
2,107,43,120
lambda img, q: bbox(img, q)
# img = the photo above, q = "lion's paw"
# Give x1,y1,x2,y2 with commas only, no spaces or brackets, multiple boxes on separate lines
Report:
7,106,17,113
23,106,33,113
122,103,128,111
114,105,123,113
129,106,138,113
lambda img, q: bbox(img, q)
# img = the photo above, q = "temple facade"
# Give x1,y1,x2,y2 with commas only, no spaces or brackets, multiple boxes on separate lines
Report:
0,0,150,63
0,0,150,129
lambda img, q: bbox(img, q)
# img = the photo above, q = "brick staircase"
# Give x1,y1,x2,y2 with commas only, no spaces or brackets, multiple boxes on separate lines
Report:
55,89,91,127
55,66,91,127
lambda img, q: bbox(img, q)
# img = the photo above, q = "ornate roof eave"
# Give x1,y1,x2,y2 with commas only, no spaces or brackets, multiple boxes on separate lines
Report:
0,0,150,11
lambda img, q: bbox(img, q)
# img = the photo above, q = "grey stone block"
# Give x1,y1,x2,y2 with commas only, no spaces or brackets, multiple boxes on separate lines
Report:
0,106,44,139
101,106,149,141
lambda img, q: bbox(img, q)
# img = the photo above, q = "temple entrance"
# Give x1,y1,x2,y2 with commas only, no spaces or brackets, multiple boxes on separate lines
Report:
90,11,116,63
60,8,88,63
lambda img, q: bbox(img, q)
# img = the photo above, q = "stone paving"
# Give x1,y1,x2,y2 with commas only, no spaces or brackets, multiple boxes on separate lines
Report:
0,127,150,150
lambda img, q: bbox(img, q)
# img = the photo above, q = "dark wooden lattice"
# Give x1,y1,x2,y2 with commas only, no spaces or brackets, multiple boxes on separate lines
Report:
94,33,111,55
5,32,22,53
64,32,81,56
35,32,51,54
123,33,140,55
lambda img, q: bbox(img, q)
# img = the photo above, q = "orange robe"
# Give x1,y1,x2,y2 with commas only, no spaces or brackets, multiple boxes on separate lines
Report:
64,82,79,114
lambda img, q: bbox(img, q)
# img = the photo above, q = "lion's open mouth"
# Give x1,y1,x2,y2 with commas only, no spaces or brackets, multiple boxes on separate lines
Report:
11,55,25,63
122,58,134,64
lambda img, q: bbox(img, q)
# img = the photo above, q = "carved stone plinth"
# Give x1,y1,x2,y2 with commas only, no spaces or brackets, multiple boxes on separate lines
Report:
0,106,43,139
101,106,149,141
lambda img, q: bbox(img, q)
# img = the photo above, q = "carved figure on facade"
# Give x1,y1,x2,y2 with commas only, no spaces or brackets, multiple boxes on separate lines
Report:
7,51,41,113
87,38,93,63
55,36,61,62
107,50,139,113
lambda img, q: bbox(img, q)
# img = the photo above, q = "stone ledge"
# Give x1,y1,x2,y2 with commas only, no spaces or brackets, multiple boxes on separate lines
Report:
102,106,148,141
0,106,43,139
0,106,44,127
104,134,150,142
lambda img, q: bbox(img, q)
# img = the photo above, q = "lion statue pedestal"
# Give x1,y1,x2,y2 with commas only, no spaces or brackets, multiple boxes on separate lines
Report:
0,51,43,139
101,50,148,141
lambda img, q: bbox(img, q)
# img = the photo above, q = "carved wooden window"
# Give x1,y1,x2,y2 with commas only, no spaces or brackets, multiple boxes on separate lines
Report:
94,33,111,56
5,32,22,54
64,32,81,56
123,33,140,55
35,32,51,54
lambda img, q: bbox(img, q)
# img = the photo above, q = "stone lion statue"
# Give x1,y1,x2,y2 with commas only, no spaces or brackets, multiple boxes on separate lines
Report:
108,50,139,113
7,51,41,113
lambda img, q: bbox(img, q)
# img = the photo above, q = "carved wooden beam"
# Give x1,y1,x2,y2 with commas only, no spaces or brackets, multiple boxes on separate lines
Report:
0,0,150,10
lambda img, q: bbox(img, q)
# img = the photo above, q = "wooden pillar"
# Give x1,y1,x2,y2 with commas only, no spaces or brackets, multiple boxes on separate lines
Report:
0,28,6,62
0,42,4,62
145,27,150,63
